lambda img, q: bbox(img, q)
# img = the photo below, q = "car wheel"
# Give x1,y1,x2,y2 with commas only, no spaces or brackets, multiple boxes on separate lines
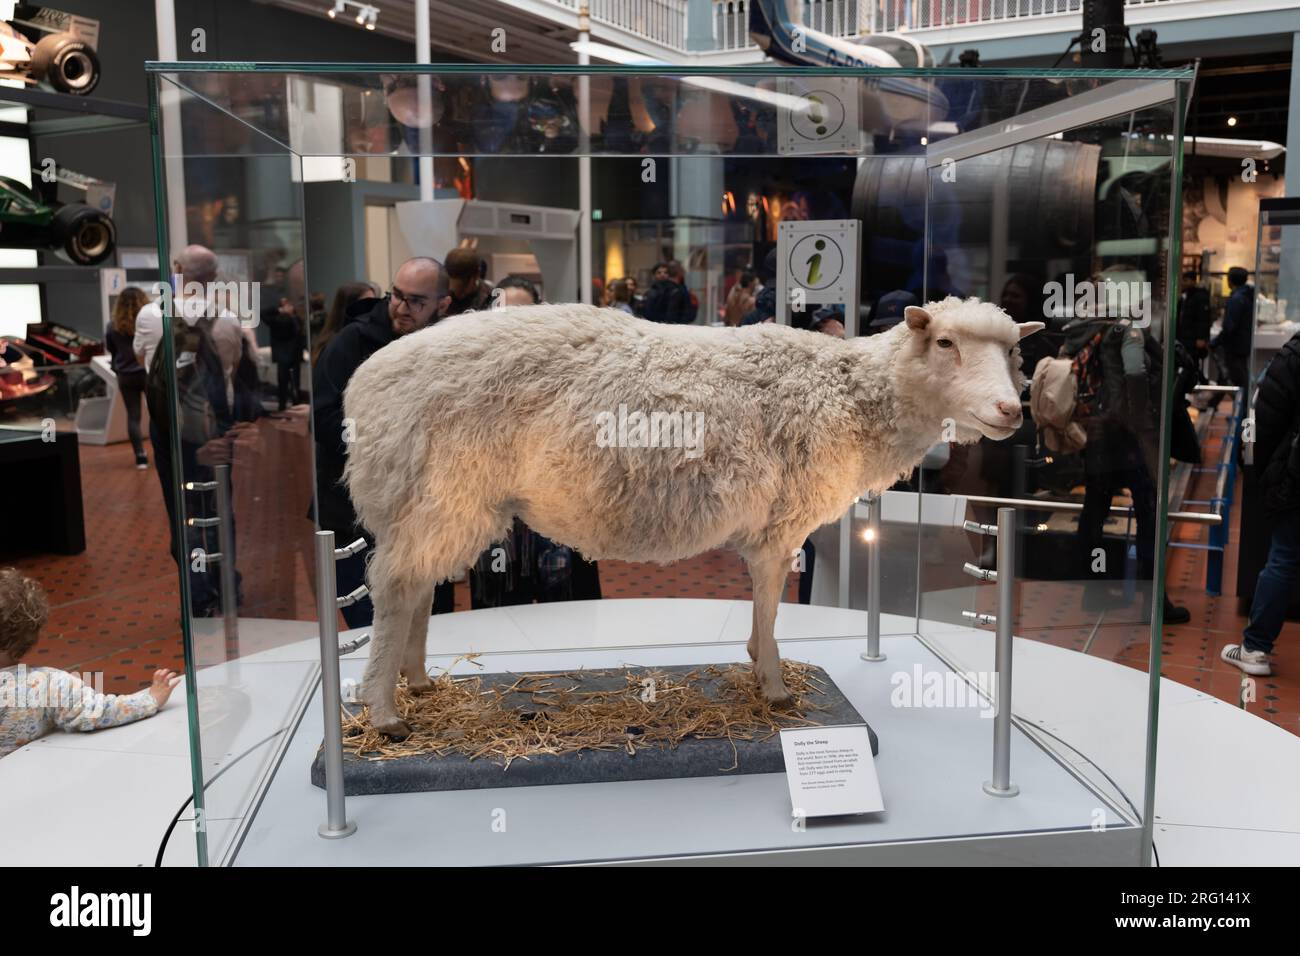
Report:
53,204,115,265
31,33,100,96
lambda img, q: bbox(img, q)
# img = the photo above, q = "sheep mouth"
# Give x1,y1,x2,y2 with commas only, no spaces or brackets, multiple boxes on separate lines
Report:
970,414,1019,438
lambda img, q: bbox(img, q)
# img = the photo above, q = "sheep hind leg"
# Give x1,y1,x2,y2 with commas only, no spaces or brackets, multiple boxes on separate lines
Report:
745,549,793,705
400,580,437,695
363,502,507,738
359,569,427,740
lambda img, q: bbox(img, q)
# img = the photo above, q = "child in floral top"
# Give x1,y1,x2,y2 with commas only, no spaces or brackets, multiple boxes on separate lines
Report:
0,568,180,759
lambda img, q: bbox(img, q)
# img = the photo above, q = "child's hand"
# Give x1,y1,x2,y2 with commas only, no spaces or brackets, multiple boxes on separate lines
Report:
149,669,182,707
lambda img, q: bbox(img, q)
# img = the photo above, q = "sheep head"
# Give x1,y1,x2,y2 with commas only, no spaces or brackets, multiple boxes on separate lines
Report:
900,296,1044,442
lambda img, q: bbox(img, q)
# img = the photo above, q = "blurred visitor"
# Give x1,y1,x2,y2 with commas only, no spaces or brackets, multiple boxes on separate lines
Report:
313,258,453,627
1222,328,1300,676
140,245,260,618
741,250,778,326
1062,315,1190,624
608,278,635,315
494,274,541,308
106,286,150,469
643,260,694,324
866,290,918,335
1213,266,1254,389
264,260,308,412
809,304,846,338
444,247,494,316
1176,270,1212,363
312,281,378,365
723,271,758,327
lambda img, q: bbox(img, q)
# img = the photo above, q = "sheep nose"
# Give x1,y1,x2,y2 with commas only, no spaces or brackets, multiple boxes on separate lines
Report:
994,401,1022,424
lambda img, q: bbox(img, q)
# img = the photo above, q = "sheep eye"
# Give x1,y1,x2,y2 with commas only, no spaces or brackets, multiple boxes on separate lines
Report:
936,338,954,349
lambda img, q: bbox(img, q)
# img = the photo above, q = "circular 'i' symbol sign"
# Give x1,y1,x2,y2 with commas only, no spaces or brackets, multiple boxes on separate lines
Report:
789,234,844,291
791,89,846,142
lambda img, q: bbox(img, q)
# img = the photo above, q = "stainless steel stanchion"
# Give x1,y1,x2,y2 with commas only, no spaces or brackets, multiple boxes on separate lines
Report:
860,493,886,662
983,507,1019,798
214,464,238,655
317,529,360,839
184,474,237,658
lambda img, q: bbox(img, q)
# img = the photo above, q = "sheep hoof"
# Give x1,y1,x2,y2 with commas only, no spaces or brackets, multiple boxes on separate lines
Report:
755,670,793,707
406,679,436,696
374,718,413,741
764,687,794,708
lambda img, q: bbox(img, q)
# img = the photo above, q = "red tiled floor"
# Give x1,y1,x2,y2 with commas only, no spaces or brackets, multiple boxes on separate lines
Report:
3,416,1296,736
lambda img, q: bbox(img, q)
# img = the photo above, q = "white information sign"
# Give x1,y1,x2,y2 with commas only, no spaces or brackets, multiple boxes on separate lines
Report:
780,723,883,819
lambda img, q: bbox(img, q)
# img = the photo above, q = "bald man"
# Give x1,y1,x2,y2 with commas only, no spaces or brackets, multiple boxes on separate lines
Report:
134,244,248,392
313,257,450,627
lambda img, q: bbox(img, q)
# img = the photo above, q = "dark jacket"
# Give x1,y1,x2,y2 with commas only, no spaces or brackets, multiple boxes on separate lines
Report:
1176,286,1212,349
1217,284,1254,358
445,279,495,317
105,325,142,376
264,304,306,365
741,284,776,326
312,296,397,534
1063,318,1193,478
642,278,691,324
1250,331,1300,515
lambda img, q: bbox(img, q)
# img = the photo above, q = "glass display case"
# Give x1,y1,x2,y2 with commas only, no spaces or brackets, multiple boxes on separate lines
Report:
146,62,1192,866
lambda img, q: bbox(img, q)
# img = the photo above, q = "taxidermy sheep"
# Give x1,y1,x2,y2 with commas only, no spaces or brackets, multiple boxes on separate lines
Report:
343,297,1043,738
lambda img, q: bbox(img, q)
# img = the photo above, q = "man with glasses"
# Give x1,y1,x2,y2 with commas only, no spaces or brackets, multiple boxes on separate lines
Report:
313,257,450,626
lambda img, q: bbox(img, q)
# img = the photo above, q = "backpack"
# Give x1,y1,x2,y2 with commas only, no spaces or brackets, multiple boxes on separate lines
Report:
1029,355,1087,454
1070,328,1107,419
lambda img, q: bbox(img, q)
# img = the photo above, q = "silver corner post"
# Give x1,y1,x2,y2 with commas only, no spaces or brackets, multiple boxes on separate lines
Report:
983,507,1019,798
214,464,238,657
861,492,886,661
316,529,357,839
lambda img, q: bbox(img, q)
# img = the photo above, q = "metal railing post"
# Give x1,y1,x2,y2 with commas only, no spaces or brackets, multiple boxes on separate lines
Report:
317,529,357,839
214,464,238,655
861,493,886,662
983,507,1019,798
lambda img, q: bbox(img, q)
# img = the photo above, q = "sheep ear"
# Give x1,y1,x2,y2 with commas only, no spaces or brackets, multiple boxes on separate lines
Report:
1017,321,1045,339
904,306,932,332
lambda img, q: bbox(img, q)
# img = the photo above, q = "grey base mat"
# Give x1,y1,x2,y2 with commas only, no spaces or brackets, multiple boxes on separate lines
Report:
311,663,876,795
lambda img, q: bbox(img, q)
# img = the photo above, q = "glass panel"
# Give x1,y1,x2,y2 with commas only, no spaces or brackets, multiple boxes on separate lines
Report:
918,85,1183,842
154,73,318,866
149,65,1188,865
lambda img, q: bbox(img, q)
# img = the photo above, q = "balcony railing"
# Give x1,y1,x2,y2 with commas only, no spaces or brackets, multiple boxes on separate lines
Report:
547,0,691,50
864,0,1183,34
540,0,1187,55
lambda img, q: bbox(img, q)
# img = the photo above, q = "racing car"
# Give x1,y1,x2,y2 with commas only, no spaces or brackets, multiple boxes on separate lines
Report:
0,4,100,96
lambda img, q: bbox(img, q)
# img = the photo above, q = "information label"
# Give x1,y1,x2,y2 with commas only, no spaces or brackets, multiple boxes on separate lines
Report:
780,724,883,818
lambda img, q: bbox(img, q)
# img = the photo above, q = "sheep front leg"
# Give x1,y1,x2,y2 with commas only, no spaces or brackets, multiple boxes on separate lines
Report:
746,550,792,705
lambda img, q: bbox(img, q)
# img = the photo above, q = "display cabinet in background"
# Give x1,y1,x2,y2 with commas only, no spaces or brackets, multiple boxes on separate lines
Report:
147,62,1192,867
